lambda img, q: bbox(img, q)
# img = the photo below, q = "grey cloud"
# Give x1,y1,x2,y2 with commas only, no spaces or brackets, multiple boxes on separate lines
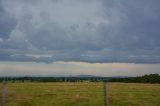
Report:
0,0,160,63
0,0,17,39
101,0,160,50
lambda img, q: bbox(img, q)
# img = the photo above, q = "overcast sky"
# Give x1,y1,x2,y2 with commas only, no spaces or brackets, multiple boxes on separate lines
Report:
0,0,160,76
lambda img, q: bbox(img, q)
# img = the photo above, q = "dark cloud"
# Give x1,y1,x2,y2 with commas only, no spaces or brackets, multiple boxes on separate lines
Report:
101,0,160,50
0,0,160,63
0,0,17,39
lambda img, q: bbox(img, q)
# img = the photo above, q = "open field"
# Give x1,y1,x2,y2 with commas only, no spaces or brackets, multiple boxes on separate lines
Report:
0,82,160,106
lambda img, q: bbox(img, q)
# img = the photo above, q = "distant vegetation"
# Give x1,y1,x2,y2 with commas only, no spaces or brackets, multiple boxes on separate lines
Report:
0,73,160,83
110,73,160,83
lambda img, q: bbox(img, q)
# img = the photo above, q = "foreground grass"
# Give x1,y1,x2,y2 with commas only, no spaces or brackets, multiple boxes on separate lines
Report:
0,82,160,106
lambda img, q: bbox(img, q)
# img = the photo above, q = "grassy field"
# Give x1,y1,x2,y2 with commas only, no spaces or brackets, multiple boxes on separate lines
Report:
0,82,160,106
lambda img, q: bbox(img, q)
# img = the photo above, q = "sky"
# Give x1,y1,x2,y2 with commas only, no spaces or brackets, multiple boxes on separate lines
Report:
0,0,160,76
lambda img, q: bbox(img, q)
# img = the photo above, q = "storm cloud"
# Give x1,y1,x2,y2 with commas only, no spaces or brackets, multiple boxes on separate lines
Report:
0,0,160,63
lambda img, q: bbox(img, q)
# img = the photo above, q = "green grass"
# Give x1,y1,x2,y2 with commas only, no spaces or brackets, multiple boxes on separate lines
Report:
0,82,160,106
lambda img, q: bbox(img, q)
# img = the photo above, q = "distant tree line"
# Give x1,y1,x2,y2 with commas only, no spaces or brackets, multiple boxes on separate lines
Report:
0,76,108,83
109,73,160,83
0,73,160,83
